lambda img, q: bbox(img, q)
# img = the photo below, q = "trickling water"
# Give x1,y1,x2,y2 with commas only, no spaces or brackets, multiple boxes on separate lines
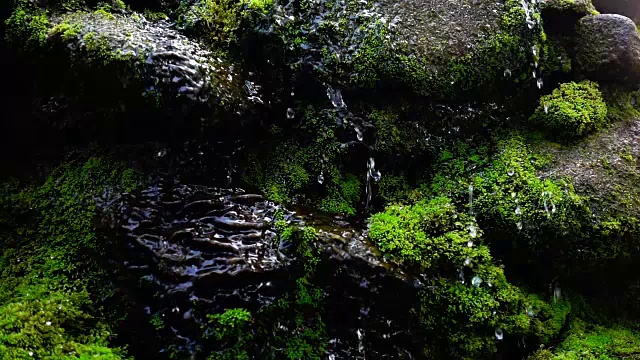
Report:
468,184,474,215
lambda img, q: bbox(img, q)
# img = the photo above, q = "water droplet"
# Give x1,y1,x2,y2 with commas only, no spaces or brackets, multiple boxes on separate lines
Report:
495,328,504,340
355,126,364,141
472,276,482,287
468,224,477,238
286,107,295,119
467,240,474,248
554,285,562,300
527,306,535,317
517,221,523,230
317,174,324,184
507,169,515,177
504,68,512,78
290,91,295,97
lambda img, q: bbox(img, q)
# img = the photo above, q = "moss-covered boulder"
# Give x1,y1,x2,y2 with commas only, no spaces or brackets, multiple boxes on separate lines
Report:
4,2,252,140
530,80,608,140
575,14,640,84
540,0,597,18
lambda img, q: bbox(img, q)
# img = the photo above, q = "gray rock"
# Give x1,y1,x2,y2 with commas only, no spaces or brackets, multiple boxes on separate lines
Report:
592,0,640,24
575,14,640,84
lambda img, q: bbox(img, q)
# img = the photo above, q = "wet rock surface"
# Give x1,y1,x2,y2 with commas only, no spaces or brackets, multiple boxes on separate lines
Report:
538,119,640,215
102,178,420,358
51,12,246,109
575,14,640,84
376,0,503,62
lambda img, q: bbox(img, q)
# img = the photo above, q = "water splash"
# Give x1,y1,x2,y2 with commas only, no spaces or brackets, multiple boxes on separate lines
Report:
286,107,295,119
537,77,544,89
468,224,477,238
495,328,504,341
504,68,512,78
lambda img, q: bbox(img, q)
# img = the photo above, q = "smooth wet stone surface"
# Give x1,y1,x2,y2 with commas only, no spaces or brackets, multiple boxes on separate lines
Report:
102,178,421,358
376,0,504,61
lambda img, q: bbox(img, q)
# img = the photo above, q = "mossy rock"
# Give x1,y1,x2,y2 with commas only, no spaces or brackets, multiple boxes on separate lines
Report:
530,81,607,140
4,4,249,140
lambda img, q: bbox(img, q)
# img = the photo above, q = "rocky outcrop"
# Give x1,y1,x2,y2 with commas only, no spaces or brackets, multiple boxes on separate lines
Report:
575,14,640,84
7,9,258,141
538,118,640,217
592,0,640,24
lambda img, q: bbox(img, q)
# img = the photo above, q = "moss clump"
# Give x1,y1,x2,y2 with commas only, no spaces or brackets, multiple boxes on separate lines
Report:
177,0,243,49
540,0,598,17
369,197,531,358
318,173,361,216
0,158,139,358
206,308,253,360
531,319,640,359
4,1,50,50
531,81,608,139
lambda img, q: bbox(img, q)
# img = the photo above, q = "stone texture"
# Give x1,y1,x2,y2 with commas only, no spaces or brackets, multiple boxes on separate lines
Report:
575,14,640,84
541,0,596,18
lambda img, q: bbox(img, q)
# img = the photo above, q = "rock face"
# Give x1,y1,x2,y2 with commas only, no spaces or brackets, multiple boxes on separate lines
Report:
575,14,640,84
376,0,504,62
539,119,640,216
103,178,420,358
592,0,640,24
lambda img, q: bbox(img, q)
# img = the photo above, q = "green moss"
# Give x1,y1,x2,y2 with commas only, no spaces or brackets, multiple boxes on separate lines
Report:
530,81,608,139
368,196,560,357
177,0,242,49
49,20,82,40
350,0,540,101
318,174,361,216
206,308,253,360
0,158,139,358
603,88,640,122
143,10,169,21
541,0,597,16
4,1,50,50
532,319,640,359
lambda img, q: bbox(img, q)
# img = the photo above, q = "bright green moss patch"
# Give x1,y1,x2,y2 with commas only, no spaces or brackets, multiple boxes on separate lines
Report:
531,81,608,140
532,319,640,359
0,158,139,358
4,1,50,50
